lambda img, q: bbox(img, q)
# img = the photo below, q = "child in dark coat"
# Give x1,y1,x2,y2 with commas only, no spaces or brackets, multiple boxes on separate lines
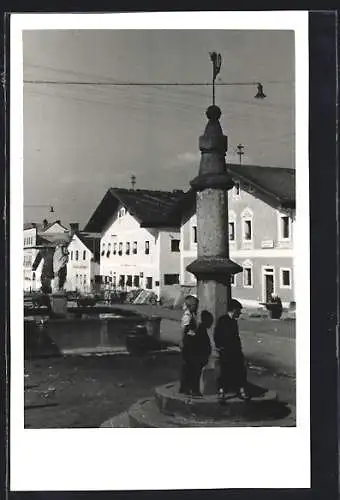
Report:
214,299,250,400
180,308,213,397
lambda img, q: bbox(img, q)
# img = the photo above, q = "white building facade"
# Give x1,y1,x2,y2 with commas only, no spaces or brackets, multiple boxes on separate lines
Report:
84,188,184,301
66,233,100,293
100,205,181,300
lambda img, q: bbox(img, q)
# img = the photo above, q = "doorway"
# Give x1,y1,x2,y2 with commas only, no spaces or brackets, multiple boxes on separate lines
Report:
262,267,275,302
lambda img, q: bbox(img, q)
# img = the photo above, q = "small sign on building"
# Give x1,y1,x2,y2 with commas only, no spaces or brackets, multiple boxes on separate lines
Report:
261,239,275,249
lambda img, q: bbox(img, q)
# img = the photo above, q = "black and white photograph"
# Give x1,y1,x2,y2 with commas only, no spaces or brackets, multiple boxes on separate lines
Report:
10,11,311,491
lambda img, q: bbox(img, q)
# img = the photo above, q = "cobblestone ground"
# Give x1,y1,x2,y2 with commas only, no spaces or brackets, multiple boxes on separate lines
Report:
24,352,295,428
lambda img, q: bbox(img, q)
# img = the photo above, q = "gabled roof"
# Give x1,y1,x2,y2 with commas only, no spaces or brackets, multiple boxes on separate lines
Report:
71,232,101,262
84,188,186,232
40,220,69,233
228,164,295,209
170,165,295,220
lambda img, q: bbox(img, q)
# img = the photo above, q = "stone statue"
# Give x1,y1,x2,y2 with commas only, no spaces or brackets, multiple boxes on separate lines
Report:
32,243,69,294
52,243,69,292
32,246,55,294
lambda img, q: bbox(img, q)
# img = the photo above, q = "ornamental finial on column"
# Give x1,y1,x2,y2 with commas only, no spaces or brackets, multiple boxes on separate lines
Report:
209,51,222,106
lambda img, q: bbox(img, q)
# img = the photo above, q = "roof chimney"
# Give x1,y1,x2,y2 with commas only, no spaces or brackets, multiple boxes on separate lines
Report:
70,222,79,233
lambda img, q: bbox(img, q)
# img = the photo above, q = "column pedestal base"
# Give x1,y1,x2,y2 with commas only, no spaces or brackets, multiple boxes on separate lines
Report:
201,358,219,395
49,292,67,318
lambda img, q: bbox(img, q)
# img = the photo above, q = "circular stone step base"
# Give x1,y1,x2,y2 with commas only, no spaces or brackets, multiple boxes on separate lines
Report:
128,398,296,428
154,382,285,420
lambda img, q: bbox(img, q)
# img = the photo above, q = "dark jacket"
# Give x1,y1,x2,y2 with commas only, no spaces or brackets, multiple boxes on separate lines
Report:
214,314,243,359
183,323,211,365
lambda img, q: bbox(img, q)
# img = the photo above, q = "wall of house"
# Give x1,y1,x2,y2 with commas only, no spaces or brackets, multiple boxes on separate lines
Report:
157,228,181,299
180,184,295,308
66,235,99,293
180,209,197,285
230,256,294,307
99,205,159,292
23,228,38,291
228,185,294,252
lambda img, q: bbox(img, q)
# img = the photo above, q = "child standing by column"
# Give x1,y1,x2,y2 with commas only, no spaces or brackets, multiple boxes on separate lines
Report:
179,295,198,395
214,299,250,401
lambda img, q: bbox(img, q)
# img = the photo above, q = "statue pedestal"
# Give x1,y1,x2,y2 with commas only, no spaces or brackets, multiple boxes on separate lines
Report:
49,292,67,318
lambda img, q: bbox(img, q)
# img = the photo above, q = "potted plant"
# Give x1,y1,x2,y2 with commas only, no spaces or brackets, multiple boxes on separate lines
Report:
266,295,283,319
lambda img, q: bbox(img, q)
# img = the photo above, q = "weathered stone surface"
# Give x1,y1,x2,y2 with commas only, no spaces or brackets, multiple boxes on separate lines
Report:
190,173,234,191
128,397,295,428
154,382,288,420
49,293,67,318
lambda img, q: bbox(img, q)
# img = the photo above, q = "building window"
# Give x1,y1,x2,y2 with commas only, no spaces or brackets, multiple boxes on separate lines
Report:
230,274,236,286
164,274,180,285
280,268,292,288
241,209,253,245
76,274,79,283
145,241,150,255
83,250,86,260
133,275,140,287
281,215,290,239
101,243,105,256
83,274,87,284
126,275,133,287
243,220,252,241
119,275,125,288
243,267,253,288
70,251,73,260
192,226,197,244
171,239,180,252
126,242,130,255
113,242,117,255
155,280,160,287
146,277,153,289
106,243,111,257
229,222,235,241
118,242,123,256
75,250,79,261
133,241,137,255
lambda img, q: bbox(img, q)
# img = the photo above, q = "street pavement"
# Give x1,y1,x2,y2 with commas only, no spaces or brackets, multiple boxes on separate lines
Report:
118,304,296,377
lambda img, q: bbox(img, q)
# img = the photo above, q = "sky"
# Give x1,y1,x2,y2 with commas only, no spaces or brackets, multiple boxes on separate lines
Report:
23,29,295,228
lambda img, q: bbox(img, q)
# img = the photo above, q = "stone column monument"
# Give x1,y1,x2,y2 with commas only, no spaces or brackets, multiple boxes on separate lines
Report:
186,53,243,394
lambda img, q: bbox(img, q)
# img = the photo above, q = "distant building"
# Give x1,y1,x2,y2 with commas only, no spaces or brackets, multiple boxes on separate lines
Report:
84,188,185,300
178,165,295,308
23,219,70,292
65,225,101,293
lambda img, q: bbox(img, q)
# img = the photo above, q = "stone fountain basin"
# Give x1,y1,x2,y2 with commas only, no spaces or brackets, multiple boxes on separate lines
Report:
24,307,161,358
